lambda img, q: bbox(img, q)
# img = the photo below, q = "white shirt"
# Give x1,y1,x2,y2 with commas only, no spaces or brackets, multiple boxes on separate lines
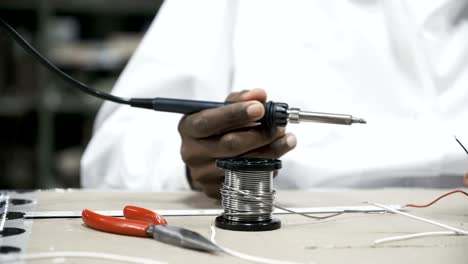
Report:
81,0,468,190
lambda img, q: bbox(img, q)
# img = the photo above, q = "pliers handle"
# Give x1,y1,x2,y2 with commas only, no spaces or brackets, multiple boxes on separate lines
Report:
82,206,168,237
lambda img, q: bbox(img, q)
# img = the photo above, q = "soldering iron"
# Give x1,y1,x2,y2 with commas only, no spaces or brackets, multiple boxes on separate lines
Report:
0,18,366,128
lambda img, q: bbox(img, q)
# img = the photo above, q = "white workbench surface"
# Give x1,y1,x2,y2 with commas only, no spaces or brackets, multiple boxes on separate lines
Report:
15,189,468,263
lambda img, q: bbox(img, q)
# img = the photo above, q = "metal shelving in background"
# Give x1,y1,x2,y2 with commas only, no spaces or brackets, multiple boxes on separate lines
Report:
0,0,163,189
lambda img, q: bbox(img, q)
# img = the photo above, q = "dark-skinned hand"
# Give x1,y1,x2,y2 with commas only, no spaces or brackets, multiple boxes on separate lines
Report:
178,88,297,198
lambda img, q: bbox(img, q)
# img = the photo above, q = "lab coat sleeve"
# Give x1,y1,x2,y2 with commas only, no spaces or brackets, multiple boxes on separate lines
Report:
80,0,237,190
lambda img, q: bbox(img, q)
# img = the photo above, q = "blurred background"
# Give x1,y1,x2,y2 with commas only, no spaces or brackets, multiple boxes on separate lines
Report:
0,0,163,190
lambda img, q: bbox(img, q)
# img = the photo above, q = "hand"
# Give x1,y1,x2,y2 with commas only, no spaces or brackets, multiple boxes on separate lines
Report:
178,89,297,198
464,173,468,187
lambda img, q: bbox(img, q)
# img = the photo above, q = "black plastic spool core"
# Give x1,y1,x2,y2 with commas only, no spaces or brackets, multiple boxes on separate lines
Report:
215,158,281,232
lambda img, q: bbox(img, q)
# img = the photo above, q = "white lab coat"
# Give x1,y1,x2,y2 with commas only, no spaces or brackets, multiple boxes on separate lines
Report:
81,0,468,191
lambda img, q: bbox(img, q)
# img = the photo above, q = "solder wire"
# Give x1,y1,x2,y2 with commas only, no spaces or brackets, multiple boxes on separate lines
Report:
221,170,275,222
220,170,343,222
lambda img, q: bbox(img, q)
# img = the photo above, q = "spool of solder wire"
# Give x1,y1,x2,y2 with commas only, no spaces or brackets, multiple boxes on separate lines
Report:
215,158,281,231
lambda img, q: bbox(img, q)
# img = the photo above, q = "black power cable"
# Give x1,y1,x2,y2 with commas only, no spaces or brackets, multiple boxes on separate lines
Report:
0,18,133,105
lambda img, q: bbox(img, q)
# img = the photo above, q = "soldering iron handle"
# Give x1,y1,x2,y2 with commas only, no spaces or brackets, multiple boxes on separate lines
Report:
153,98,227,114
129,98,289,129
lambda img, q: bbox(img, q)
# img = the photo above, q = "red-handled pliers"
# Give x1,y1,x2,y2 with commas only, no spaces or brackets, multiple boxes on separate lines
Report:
82,206,220,253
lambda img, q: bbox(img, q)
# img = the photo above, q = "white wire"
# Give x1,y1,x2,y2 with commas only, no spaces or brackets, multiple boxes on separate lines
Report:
0,193,9,232
210,225,310,264
0,251,167,264
367,202,468,235
374,231,461,245
368,202,468,245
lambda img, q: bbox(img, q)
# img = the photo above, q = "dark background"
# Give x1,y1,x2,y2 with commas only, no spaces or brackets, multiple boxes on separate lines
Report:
0,0,164,190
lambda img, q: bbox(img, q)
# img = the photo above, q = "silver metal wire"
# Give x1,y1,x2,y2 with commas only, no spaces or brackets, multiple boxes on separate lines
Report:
220,170,276,222
220,170,345,221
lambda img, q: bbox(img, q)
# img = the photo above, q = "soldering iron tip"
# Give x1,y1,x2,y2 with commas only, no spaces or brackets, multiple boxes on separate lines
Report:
352,117,367,124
